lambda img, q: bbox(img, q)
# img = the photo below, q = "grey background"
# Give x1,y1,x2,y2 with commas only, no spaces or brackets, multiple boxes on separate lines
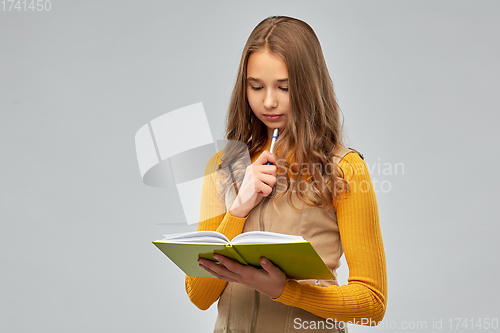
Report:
1,1,499,332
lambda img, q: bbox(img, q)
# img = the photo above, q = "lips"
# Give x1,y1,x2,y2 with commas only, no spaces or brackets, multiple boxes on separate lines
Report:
264,114,282,121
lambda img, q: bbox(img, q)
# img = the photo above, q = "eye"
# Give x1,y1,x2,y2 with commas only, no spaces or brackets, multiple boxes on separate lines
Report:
250,86,263,91
279,87,289,92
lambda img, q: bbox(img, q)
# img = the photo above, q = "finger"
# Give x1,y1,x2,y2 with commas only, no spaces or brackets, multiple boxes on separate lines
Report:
198,257,232,275
198,258,240,280
197,258,218,267
256,151,277,166
260,257,284,278
199,262,239,283
213,255,248,276
255,182,273,197
214,255,263,285
256,173,277,188
254,176,277,197
255,165,278,177
264,151,278,165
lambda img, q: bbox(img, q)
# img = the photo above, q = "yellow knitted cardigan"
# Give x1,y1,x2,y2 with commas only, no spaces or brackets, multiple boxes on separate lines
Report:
185,141,387,325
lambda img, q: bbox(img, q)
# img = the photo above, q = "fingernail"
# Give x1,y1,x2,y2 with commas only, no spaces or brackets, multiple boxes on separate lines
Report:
262,258,268,265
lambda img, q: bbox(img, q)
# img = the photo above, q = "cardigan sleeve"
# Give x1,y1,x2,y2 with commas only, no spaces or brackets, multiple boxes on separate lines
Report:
185,153,248,310
273,152,387,325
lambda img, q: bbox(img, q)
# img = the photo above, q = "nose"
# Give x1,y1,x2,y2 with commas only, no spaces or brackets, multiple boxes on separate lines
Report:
263,89,278,110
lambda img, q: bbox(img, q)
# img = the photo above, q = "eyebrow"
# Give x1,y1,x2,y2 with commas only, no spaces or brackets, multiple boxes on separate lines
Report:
246,77,289,83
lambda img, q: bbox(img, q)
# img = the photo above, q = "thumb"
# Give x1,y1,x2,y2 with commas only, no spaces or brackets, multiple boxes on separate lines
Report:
260,257,281,276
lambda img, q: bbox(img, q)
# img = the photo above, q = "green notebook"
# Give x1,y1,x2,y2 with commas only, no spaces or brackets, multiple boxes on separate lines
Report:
153,231,334,279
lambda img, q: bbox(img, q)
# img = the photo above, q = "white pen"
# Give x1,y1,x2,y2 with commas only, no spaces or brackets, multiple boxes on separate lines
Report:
267,128,279,165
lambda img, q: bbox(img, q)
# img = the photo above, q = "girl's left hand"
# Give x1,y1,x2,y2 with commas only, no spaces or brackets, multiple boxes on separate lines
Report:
198,255,286,299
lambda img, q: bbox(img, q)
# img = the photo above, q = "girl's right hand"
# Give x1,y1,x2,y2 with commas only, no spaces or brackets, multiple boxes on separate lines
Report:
229,151,277,218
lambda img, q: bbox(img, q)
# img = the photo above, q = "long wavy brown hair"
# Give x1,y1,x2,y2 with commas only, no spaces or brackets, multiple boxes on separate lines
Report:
222,16,348,209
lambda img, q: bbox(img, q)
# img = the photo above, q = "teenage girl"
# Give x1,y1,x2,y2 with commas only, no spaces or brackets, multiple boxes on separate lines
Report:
185,16,387,333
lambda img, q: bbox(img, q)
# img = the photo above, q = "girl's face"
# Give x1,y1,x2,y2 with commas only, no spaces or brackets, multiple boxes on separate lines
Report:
246,49,290,138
